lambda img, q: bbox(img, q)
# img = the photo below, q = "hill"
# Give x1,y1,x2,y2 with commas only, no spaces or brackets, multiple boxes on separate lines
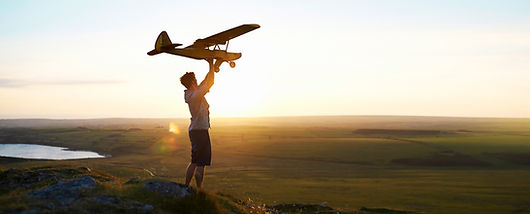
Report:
0,166,416,214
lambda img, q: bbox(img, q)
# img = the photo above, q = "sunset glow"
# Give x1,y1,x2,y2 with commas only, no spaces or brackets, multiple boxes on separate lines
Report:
207,69,269,117
1,1,529,118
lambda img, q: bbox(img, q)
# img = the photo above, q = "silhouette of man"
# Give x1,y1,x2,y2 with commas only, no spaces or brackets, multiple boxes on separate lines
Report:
180,58,222,189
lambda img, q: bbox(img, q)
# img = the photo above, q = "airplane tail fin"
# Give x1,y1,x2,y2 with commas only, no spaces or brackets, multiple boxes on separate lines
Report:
147,31,182,56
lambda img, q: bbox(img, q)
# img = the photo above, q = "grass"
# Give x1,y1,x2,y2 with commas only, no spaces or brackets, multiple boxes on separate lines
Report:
1,116,530,213
409,134,530,154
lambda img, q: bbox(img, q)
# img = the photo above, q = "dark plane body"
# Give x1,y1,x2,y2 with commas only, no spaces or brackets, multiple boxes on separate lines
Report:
147,24,260,70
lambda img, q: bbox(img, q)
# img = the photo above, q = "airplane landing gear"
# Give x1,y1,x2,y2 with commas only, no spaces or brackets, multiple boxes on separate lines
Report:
229,61,236,68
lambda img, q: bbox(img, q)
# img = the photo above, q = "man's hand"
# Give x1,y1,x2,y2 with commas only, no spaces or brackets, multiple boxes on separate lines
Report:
213,59,223,72
206,58,223,73
205,58,214,66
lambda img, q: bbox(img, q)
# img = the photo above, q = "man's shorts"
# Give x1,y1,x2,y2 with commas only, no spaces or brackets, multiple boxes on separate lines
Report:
189,129,211,166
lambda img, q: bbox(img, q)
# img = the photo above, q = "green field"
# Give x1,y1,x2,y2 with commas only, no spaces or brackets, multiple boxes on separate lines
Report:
1,116,530,213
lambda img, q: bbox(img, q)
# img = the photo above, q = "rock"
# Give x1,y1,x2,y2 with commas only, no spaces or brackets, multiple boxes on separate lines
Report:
0,167,88,193
29,175,97,206
143,181,192,198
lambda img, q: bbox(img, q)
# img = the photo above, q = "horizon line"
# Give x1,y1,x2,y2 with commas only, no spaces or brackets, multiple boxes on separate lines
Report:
1,114,530,120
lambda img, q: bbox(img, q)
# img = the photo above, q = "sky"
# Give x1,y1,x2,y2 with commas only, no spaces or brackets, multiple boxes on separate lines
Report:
1,0,529,119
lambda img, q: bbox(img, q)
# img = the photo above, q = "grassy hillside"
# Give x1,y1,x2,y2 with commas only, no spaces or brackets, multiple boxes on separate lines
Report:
0,166,247,214
0,166,416,214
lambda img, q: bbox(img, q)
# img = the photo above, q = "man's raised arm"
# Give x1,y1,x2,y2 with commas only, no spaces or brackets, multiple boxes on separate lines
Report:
197,59,221,96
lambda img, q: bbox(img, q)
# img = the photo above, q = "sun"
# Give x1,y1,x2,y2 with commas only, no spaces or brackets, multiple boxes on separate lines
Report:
206,69,268,117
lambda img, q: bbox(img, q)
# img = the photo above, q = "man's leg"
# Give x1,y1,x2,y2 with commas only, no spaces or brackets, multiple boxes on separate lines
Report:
185,162,196,186
195,166,205,189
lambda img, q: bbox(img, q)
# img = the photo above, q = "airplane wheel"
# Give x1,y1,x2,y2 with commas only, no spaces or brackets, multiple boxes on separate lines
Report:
229,61,236,68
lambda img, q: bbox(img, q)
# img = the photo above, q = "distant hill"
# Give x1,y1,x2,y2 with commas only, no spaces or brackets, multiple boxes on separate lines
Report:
0,118,187,129
1,116,530,132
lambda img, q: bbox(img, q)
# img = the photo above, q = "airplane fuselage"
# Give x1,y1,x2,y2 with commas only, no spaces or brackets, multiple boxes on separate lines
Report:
164,48,242,61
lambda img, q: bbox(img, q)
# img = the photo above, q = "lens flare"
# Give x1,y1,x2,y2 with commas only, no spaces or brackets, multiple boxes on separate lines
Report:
169,122,180,134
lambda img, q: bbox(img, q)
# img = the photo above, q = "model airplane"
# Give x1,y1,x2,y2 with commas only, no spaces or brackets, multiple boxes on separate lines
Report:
147,24,260,71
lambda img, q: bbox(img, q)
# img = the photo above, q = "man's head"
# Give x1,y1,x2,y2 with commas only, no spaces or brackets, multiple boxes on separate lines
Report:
180,72,197,89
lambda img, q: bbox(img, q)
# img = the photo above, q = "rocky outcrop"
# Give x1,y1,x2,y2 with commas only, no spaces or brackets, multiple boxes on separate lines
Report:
0,167,90,193
29,175,97,206
0,167,155,213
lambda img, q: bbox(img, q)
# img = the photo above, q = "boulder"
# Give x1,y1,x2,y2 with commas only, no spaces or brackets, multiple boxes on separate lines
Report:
0,167,88,193
29,175,97,206
143,181,192,198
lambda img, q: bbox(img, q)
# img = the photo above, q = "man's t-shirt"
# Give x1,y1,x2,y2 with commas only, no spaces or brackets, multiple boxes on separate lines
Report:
184,89,210,130
184,72,214,131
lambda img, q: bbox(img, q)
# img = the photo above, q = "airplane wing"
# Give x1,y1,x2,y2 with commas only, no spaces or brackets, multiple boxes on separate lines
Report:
185,24,260,49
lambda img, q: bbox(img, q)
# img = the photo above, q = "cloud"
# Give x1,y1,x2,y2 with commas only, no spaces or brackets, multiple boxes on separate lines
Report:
0,79,28,88
43,80,125,85
0,78,124,88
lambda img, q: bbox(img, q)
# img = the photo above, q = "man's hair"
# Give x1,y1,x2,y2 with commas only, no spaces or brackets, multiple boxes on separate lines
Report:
180,72,196,89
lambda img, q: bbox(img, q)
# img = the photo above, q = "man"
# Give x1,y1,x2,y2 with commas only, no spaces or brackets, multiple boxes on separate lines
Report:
180,58,222,189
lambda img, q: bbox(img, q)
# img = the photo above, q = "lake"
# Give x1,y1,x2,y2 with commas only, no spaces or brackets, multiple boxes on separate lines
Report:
0,144,106,160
